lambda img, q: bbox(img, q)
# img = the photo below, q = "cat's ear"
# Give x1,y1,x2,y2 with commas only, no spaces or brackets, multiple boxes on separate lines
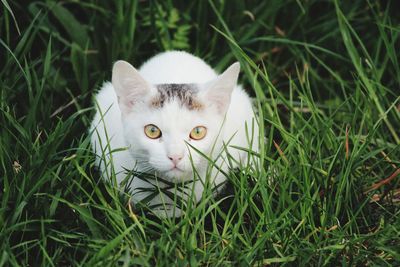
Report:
204,62,240,114
112,60,152,114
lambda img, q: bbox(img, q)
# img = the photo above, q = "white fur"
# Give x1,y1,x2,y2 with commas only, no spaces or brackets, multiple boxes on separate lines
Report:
90,51,258,217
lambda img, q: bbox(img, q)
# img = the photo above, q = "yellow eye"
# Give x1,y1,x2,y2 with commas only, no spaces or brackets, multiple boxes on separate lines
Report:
190,126,207,140
144,124,162,139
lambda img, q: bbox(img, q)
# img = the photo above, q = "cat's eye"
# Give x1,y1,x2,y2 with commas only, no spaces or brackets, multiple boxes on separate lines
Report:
144,124,162,139
189,126,207,140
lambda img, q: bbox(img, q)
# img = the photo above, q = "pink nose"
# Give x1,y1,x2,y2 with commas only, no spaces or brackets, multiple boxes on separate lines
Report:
168,154,183,165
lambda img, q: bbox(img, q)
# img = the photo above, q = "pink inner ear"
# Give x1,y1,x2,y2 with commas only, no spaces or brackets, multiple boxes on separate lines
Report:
118,91,146,111
204,84,233,114
203,63,238,114
113,61,153,114
212,95,231,114
116,80,152,114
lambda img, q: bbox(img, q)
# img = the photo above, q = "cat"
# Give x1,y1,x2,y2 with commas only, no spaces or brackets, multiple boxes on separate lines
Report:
90,51,258,218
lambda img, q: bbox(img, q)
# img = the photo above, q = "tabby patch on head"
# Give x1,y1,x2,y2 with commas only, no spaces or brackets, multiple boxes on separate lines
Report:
151,84,203,110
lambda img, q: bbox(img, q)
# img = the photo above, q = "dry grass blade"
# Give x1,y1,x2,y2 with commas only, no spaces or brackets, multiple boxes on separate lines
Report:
365,168,400,193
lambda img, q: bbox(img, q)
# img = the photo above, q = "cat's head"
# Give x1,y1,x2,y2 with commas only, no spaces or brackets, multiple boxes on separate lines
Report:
112,60,240,181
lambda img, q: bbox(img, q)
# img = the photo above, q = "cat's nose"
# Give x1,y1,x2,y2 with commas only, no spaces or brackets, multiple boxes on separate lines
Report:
168,153,183,165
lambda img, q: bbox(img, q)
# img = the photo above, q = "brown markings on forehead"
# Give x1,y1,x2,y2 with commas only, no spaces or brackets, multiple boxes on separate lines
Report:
151,83,203,110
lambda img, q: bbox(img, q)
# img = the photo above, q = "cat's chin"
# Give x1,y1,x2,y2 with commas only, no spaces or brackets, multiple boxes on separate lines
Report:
163,168,192,182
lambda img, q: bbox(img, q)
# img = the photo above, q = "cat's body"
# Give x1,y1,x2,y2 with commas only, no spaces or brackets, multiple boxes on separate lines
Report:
90,51,258,217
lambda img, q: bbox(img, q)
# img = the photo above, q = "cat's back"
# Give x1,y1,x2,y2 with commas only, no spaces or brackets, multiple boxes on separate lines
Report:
139,51,217,84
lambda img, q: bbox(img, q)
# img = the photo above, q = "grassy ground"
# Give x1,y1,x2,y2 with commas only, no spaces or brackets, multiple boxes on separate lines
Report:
1,0,400,265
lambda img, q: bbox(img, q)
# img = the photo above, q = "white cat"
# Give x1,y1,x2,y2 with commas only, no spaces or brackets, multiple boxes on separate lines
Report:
90,51,258,217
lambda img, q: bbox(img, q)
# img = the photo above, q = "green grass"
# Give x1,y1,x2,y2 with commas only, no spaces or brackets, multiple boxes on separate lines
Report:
1,0,400,265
